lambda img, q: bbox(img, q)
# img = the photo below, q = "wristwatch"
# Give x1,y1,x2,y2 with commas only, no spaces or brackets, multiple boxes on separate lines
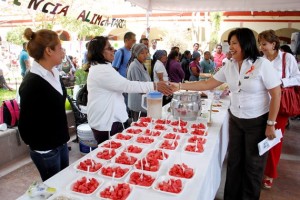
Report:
267,120,277,126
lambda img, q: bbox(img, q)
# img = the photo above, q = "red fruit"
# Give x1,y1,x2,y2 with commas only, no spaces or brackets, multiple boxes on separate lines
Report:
169,163,194,179
191,123,206,129
115,133,132,140
132,121,148,127
126,128,143,134
191,129,206,136
99,183,131,199
159,140,178,150
154,124,167,130
115,152,137,165
147,150,169,160
125,145,143,154
77,159,102,172
188,136,206,144
164,133,180,140
71,176,100,194
101,141,122,149
135,158,160,172
185,143,204,153
96,149,116,160
129,172,155,187
170,120,187,126
145,129,161,136
139,117,152,123
173,127,188,133
101,166,129,178
155,119,171,124
156,178,183,194
136,136,154,144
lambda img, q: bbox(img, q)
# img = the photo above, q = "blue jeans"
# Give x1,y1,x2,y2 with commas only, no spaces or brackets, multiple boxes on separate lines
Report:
30,143,69,181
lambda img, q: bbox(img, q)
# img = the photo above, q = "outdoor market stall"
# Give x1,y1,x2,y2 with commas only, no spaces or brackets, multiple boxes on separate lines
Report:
17,95,230,200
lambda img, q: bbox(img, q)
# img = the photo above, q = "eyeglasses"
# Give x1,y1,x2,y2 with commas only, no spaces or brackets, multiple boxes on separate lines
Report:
104,46,114,51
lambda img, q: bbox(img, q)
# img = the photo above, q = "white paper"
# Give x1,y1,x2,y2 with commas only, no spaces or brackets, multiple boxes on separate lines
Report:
258,129,283,156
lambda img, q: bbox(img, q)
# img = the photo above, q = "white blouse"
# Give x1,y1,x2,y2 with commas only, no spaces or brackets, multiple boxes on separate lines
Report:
214,57,281,119
153,60,169,82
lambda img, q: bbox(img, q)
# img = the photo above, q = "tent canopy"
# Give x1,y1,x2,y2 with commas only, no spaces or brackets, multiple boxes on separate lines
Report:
127,0,300,12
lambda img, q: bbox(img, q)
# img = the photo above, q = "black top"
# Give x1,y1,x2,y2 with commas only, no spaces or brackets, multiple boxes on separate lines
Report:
18,72,70,150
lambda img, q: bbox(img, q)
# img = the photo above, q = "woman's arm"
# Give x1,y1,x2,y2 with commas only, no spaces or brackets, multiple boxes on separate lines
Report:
156,72,164,81
171,77,223,91
265,85,281,139
190,66,199,77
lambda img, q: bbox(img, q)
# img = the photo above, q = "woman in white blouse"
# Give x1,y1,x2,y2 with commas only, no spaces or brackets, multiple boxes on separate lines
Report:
86,36,172,144
171,28,281,200
153,50,168,82
258,29,300,189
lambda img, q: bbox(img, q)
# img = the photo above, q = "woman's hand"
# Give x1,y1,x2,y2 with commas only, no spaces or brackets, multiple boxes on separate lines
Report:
169,82,180,92
265,125,276,140
156,81,173,96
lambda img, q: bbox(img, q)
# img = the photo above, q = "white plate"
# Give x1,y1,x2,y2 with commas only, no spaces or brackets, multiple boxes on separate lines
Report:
97,181,134,200
167,163,196,179
67,176,103,196
98,163,131,180
182,142,205,154
93,147,120,162
99,140,124,150
134,157,162,172
152,175,187,196
47,192,83,200
156,139,179,151
125,169,158,189
73,158,106,174
112,152,139,166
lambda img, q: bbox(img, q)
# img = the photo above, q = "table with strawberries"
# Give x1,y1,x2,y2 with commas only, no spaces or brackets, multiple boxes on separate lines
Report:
18,98,230,200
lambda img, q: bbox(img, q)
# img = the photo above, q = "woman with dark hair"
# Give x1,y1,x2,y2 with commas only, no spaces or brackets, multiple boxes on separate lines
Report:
171,28,281,199
258,30,300,189
18,28,69,181
280,44,294,55
180,50,191,81
86,36,172,144
166,50,184,83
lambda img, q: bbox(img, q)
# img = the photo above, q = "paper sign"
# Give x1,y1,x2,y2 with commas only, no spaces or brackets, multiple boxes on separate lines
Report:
258,129,283,156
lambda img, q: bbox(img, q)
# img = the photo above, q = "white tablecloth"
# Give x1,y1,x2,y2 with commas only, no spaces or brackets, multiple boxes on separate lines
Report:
17,98,230,200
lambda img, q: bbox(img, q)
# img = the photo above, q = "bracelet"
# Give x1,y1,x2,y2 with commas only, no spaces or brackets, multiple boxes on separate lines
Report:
179,82,181,90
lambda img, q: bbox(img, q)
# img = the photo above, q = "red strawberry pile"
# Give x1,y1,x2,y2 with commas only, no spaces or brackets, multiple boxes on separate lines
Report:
135,157,160,172
154,124,167,130
147,149,169,160
191,123,206,129
155,119,171,124
191,129,206,136
159,140,178,150
136,136,154,144
125,145,143,154
115,152,137,165
125,128,143,134
115,133,132,140
163,133,180,140
96,149,116,160
173,127,188,133
99,183,131,200
100,166,129,178
170,120,188,127
132,121,148,127
185,143,204,153
139,117,152,123
188,136,206,144
169,163,194,179
101,141,122,149
77,159,102,172
71,176,100,194
156,178,183,194
129,171,156,187
144,129,161,137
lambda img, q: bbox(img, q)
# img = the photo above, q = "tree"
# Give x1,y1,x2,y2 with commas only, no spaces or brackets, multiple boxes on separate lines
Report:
6,26,26,45
209,12,222,51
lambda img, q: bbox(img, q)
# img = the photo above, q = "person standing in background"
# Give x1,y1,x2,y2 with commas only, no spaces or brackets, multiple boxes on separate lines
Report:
258,30,300,189
200,51,215,80
140,38,152,76
112,32,136,78
18,28,70,181
180,50,192,81
166,50,184,83
222,51,233,66
213,44,226,70
19,42,30,78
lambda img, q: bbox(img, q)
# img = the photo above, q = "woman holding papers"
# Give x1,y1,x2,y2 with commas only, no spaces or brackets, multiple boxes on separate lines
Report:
258,30,300,189
170,28,281,200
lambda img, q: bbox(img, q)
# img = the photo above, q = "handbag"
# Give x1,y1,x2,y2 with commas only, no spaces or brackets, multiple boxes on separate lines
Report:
279,53,300,116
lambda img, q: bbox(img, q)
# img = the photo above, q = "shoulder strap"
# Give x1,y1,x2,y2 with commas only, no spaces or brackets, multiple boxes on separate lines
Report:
0,104,3,124
282,52,286,78
4,100,16,126
12,100,20,121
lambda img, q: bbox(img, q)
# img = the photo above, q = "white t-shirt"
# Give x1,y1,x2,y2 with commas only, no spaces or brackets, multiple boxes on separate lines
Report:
87,62,154,131
153,60,168,82
214,57,281,119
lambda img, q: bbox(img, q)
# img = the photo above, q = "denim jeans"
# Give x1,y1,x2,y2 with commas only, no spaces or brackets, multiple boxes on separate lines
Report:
30,143,69,181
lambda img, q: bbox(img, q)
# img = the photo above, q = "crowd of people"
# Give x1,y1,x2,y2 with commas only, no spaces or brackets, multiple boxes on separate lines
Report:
15,26,300,200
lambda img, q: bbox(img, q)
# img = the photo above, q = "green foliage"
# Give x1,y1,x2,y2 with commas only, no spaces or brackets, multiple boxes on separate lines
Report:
75,69,88,85
6,26,27,45
0,89,16,102
209,12,223,50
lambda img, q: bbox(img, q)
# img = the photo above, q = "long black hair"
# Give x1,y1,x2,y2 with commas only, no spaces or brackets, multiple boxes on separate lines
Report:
228,28,261,63
86,36,109,71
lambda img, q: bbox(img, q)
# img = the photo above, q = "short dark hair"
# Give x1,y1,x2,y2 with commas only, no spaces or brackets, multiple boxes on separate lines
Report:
193,43,199,47
139,38,149,43
124,32,135,42
228,28,261,62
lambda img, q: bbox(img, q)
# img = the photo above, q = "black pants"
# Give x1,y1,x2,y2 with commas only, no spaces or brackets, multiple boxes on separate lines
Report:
224,110,268,200
91,122,124,144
